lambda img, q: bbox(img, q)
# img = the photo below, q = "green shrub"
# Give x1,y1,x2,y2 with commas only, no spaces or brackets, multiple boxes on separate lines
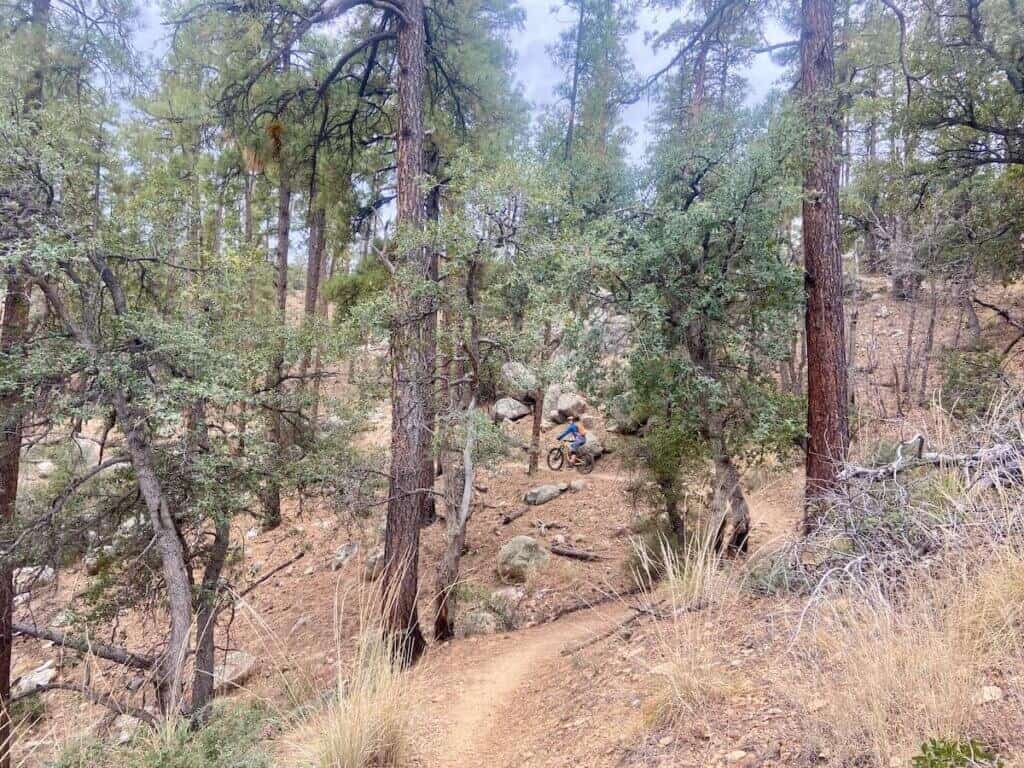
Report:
49,703,272,768
912,738,1002,767
940,349,1006,418
10,693,45,727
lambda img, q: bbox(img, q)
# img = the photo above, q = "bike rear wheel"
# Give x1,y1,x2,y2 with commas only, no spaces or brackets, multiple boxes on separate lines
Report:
576,452,595,475
547,447,564,471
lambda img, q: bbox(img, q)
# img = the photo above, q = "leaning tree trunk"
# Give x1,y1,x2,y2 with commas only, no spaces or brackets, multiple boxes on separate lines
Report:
1,1,49,761
711,446,751,555
383,0,430,665
433,405,476,641
800,0,849,530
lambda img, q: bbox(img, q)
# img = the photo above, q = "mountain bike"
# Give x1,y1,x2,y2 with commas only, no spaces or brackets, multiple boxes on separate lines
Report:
547,439,594,474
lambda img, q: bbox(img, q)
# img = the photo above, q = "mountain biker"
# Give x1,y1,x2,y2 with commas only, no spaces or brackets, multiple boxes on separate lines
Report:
556,416,587,465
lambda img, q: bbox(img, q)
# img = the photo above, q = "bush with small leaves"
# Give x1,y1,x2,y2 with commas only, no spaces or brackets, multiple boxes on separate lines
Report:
912,739,1002,768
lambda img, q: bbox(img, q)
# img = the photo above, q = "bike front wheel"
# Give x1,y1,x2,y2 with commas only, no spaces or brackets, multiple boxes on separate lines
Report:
547,446,564,471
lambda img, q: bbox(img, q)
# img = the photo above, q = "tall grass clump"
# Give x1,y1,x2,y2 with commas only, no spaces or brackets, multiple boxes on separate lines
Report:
639,528,746,727
291,629,415,768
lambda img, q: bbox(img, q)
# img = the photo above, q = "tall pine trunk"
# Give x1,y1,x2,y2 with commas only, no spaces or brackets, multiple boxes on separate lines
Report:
800,0,849,530
383,0,429,664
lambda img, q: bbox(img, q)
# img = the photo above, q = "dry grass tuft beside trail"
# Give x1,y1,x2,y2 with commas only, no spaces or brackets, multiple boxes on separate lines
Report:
287,630,417,768
639,532,749,728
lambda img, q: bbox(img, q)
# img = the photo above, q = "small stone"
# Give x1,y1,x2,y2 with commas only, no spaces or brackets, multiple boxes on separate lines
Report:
332,542,359,570
724,750,748,764
290,616,310,636
977,685,1003,704
303,565,316,576
245,527,260,541
659,736,674,747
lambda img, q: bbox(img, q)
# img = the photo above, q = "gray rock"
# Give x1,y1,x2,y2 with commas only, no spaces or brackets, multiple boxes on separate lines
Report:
363,549,385,582
36,460,57,479
488,585,526,618
459,609,503,637
213,650,257,695
497,536,549,583
543,383,562,415
14,566,55,595
114,714,142,745
332,541,359,570
523,484,564,506
555,392,587,419
569,479,589,492
13,661,56,697
579,438,604,459
548,409,566,425
495,397,531,421
501,362,538,401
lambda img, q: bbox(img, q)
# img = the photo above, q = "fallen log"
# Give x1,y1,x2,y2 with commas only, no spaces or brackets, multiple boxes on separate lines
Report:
551,544,602,562
13,623,155,670
501,506,528,525
840,438,1019,482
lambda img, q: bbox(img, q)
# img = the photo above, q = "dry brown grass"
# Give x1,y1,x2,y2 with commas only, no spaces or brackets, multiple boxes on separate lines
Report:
639,531,747,727
795,547,1024,766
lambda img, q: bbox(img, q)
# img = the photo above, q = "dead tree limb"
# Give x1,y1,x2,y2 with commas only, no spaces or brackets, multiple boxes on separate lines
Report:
501,506,528,525
551,544,603,562
840,439,1018,482
232,550,305,601
12,624,154,670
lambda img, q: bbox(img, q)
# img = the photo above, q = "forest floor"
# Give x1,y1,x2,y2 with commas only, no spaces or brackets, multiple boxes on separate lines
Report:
13,277,1024,767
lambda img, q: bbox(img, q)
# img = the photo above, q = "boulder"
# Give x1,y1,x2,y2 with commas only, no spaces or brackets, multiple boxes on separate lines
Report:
113,714,143,745
543,383,562,414
555,392,587,419
14,566,55,595
36,460,57,479
497,536,549,583
500,362,538,401
548,409,566,425
13,661,56,697
495,398,531,422
458,609,502,637
580,438,604,459
569,479,589,492
213,650,257,695
363,549,385,582
488,585,526,619
331,542,359,571
523,484,564,506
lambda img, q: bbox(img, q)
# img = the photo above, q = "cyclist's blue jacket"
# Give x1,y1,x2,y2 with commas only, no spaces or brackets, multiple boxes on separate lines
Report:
557,423,583,441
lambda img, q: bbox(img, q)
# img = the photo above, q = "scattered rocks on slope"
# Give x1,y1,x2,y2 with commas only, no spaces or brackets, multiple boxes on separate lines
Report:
497,536,549,583
213,650,257,695
332,541,359,570
113,714,143,745
13,661,56,698
495,397,531,422
523,484,565,506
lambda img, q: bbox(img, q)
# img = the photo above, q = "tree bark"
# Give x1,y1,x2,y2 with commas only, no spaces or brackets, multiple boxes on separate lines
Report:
383,0,429,665
564,0,586,163
711,447,750,555
800,0,849,530
1,2,50,761
261,106,292,530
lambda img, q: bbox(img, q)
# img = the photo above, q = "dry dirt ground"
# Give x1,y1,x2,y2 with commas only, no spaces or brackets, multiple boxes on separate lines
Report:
13,281,1024,766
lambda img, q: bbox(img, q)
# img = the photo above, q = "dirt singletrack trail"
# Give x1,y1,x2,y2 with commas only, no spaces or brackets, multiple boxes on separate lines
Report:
416,602,632,768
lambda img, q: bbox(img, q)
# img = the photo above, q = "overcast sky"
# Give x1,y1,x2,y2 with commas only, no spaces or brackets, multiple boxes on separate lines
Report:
136,1,787,161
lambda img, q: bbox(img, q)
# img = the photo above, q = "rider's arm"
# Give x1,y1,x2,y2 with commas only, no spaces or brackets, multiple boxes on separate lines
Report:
556,425,573,440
